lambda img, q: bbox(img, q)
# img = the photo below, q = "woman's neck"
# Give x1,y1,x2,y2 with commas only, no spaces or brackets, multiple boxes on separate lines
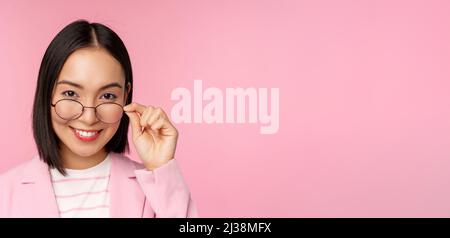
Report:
59,145,108,170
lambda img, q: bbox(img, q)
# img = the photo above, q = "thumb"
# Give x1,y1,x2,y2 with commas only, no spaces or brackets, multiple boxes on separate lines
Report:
125,111,142,140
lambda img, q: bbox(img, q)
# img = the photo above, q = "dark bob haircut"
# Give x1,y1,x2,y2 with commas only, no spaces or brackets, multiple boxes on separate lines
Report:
32,19,133,175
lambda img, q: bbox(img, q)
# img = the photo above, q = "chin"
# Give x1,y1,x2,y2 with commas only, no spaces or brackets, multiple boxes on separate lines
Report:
69,144,104,157
63,138,104,157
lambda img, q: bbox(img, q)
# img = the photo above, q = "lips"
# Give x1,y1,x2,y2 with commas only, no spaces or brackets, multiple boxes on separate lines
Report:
70,127,102,142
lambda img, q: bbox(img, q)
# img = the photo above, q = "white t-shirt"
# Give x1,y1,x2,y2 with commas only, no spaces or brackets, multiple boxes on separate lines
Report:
50,154,111,218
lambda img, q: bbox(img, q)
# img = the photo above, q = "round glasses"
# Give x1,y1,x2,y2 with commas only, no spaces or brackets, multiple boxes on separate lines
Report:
51,99,124,124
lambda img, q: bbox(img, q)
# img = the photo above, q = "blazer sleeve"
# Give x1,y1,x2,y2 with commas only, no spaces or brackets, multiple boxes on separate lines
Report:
0,175,9,218
134,159,198,218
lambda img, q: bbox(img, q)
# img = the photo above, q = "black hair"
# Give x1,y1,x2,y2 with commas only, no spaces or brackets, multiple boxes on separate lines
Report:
32,19,133,175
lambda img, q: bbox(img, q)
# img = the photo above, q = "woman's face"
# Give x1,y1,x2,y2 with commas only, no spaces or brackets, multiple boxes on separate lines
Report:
51,47,128,158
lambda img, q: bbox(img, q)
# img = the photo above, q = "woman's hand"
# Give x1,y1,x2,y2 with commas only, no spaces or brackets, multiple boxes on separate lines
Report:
123,102,178,171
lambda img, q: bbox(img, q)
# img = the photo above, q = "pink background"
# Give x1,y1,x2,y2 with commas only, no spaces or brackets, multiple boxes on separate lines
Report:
1,0,450,217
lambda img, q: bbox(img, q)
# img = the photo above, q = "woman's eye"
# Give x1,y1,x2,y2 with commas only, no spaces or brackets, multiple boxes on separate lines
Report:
61,90,77,97
101,93,117,100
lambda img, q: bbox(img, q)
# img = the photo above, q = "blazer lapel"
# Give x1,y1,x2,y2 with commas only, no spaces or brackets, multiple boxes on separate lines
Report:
109,153,146,218
17,156,60,217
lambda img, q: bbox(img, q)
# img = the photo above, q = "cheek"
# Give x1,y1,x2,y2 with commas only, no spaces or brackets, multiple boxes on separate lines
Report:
51,109,67,124
101,123,121,140
51,109,69,133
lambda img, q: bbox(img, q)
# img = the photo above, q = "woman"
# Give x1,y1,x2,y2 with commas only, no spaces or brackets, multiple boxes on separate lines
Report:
0,20,197,218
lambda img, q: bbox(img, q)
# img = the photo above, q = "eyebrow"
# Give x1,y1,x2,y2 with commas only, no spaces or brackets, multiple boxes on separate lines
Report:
57,80,123,91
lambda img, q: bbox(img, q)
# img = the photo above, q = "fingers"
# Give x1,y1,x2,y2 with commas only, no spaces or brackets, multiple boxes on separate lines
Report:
140,106,158,128
150,117,166,131
142,107,172,131
124,102,176,136
124,110,142,139
123,102,147,115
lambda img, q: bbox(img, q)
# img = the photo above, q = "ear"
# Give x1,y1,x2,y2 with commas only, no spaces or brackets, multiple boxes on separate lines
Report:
124,82,131,103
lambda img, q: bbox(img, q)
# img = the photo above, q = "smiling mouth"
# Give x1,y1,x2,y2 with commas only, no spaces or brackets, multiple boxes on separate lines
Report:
70,127,103,141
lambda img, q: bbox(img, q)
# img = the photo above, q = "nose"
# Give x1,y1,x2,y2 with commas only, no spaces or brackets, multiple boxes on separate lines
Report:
79,106,99,125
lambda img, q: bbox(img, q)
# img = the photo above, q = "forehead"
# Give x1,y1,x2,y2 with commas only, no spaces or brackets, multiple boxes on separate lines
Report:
57,47,125,88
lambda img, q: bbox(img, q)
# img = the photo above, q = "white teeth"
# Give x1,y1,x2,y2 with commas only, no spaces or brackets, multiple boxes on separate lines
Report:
75,129,99,137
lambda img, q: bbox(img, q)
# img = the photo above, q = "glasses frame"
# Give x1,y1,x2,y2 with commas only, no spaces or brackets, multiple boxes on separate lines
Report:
51,99,124,124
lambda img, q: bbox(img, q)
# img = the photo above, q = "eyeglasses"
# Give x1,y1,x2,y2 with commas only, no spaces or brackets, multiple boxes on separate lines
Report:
51,99,124,124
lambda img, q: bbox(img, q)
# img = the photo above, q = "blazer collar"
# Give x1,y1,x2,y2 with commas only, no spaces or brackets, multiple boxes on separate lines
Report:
19,153,144,218
106,153,145,218
18,156,60,217
20,155,48,184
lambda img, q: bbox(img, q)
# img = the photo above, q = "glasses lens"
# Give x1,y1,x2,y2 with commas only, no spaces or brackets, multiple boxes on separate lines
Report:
54,100,83,120
96,103,124,123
